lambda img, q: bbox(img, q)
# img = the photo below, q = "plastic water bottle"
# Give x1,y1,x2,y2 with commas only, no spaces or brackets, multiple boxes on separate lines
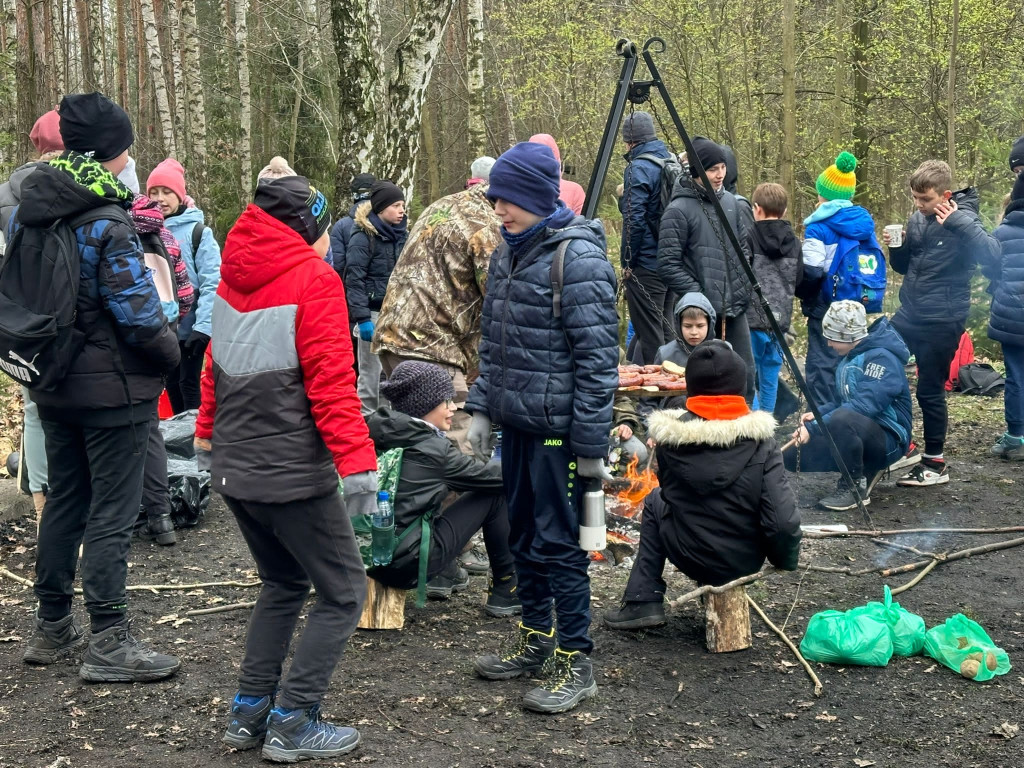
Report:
492,430,503,460
371,491,395,566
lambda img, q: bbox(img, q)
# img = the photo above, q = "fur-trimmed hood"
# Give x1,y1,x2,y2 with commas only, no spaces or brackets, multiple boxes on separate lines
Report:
353,200,377,237
648,408,776,448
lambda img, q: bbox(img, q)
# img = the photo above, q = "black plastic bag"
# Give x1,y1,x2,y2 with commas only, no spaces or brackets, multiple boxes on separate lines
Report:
160,409,199,459
957,363,1005,396
158,410,210,528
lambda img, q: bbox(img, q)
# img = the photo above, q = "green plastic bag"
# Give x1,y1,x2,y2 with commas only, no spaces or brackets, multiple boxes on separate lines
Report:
923,614,1012,682
866,586,926,657
799,608,894,667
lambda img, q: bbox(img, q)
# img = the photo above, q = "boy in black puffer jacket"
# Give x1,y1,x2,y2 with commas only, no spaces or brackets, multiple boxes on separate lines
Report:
367,361,518,613
604,341,800,630
886,160,1000,486
346,180,408,415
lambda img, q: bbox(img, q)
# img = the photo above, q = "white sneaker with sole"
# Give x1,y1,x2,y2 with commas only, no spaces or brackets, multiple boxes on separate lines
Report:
896,461,949,487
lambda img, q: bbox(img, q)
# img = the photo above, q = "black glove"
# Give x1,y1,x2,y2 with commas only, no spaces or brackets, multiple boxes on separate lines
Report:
185,331,210,357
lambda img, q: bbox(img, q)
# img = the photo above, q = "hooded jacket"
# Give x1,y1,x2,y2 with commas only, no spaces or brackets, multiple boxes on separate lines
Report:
365,407,503,587
620,139,672,272
889,187,1000,327
373,185,501,375
529,134,586,215
329,201,363,282
6,156,179,424
985,200,1024,345
655,292,717,368
465,216,619,458
810,316,912,457
164,204,221,340
657,180,752,318
748,219,802,332
0,163,39,236
798,201,878,319
344,200,408,323
647,408,800,586
195,204,377,504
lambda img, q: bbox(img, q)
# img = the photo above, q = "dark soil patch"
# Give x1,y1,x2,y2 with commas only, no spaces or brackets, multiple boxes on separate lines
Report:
0,392,1021,767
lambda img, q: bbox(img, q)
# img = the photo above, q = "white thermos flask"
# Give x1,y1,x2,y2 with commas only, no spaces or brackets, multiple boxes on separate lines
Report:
579,478,607,551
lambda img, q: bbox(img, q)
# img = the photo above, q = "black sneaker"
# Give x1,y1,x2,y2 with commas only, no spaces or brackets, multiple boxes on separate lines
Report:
603,600,666,630
484,574,522,617
426,563,471,600
139,512,177,546
474,623,555,680
818,477,870,511
222,693,273,750
261,705,360,763
79,620,181,682
522,648,597,714
23,613,86,664
896,458,950,487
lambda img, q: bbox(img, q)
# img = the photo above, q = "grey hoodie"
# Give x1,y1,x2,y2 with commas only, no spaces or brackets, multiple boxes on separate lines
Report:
655,292,717,368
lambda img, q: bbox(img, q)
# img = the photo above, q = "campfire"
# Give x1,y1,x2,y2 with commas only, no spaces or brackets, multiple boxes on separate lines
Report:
591,454,660,564
610,453,659,515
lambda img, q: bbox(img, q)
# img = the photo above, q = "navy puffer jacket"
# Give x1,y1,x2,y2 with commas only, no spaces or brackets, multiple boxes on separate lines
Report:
987,201,1024,345
619,139,672,272
466,217,619,458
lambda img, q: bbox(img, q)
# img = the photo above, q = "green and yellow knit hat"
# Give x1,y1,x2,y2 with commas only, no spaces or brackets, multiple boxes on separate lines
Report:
816,151,858,201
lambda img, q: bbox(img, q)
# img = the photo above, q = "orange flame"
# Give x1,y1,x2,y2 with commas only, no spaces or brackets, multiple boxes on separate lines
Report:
614,453,659,513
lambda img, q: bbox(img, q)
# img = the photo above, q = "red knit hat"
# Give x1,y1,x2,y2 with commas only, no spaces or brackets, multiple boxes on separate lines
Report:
146,158,187,204
29,111,64,155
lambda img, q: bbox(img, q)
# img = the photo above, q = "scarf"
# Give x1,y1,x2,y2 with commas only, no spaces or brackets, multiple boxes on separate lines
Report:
49,152,133,205
369,212,407,243
501,202,575,256
685,395,750,421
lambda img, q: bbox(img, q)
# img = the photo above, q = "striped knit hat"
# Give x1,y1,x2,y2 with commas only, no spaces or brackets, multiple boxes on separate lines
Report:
816,151,858,201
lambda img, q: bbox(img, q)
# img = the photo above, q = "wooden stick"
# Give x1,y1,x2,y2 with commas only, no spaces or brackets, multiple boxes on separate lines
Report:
668,568,777,609
0,568,260,595
889,558,939,596
184,601,256,617
803,525,1024,539
0,567,32,587
746,593,823,697
871,538,941,560
780,437,797,452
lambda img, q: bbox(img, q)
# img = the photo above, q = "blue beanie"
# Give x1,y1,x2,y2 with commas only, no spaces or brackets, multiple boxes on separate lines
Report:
486,142,562,217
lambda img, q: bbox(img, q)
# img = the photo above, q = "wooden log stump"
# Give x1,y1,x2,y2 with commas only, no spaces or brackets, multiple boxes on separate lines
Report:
703,586,751,652
357,578,406,630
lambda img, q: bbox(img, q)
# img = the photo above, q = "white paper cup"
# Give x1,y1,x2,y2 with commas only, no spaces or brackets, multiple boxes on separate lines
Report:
884,224,904,248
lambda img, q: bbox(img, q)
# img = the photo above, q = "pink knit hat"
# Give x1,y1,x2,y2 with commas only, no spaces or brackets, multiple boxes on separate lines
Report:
30,111,64,155
146,158,187,204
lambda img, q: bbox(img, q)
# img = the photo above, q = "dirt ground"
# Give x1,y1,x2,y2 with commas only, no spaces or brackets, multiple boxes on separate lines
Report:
0,391,1021,768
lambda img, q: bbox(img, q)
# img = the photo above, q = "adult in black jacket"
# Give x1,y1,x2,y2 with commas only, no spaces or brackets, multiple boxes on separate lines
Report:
329,172,375,282
604,342,800,630
658,138,755,399
368,362,518,615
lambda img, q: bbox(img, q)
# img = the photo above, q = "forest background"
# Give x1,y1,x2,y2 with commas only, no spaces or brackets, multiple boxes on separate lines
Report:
2,0,1023,354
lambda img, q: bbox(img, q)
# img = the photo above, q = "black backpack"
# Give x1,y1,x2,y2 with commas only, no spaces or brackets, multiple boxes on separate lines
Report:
0,204,132,390
956,363,1005,396
635,153,683,213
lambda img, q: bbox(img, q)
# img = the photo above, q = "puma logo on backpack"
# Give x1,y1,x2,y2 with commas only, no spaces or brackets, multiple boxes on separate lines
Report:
0,204,132,390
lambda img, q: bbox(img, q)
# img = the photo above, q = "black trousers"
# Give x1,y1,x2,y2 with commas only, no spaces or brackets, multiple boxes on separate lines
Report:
141,411,169,521
225,491,366,710
35,417,150,631
892,317,962,456
166,339,207,414
502,427,592,653
717,310,756,403
783,408,895,479
805,316,840,411
624,266,676,366
623,489,676,602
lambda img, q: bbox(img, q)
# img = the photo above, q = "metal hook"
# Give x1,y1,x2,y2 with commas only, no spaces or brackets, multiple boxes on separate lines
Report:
616,38,638,57
643,37,666,54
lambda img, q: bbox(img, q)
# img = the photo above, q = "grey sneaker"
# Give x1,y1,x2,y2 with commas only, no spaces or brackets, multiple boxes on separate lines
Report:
23,613,86,664
261,705,360,763
79,620,181,682
458,546,490,575
474,623,555,680
522,648,598,714
222,692,273,750
425,563,470,599
818,477,870,512
991,432,1024,460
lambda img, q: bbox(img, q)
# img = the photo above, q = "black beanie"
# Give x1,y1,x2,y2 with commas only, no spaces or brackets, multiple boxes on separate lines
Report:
684,340,747,397
351,172,376,199
58,92,134,162
379,361,455,420
255,176,332,245
1009,135,1024,172
370,180,404,214
688,137,728,178
1012,172,1024,203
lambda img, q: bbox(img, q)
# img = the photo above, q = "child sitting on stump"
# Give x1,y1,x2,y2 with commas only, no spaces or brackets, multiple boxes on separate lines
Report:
785,300,913,510
366,361,519,614
604,341,800,630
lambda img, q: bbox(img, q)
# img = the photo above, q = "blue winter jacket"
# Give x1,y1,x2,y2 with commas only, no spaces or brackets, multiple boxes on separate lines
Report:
620,139,672,272
986,202,1024,345
329,202,361,281
466,217,620,458
799,201,879,319
165,205,221,340
810,316,912,459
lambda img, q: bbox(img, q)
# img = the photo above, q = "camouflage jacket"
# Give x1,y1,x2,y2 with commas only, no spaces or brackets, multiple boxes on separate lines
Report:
373,185,501,376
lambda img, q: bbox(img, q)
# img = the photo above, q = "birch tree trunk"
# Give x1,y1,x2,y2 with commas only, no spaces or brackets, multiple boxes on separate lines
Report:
90,0,106,91
780,0,796,204
179,0,206,195
168,0,187,143
465,0,486,156
235,0,252,201
140,0,177,157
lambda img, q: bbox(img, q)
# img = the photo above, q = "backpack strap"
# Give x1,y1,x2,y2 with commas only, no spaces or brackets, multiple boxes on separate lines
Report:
551,240,570,319
191,222,207,256
634,153,667,168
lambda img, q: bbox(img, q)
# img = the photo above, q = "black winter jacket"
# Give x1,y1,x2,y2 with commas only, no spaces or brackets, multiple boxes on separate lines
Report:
657,180,752,318
647,408,801,586
366,407,503,588
747,219,802,333
344,201,408,323
986,202,1024,345
890,187,1000,328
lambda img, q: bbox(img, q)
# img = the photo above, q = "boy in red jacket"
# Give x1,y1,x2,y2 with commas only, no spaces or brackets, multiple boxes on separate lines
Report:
195,176,377,763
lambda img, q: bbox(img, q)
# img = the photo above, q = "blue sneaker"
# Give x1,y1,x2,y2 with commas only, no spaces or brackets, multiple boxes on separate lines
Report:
261,705,360,763
222,693,273,750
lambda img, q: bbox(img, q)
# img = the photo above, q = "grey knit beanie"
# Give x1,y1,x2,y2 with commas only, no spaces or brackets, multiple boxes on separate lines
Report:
470,156,496,181
622,112,656,144
379,361,455,420
821,300,869,343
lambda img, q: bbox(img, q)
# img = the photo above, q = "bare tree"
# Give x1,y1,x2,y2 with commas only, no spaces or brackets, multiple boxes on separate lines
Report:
780,0,796,204
140,0,177,157
466,0,486,155
236,0,253,200
946,0,960,178
180,0,208,190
